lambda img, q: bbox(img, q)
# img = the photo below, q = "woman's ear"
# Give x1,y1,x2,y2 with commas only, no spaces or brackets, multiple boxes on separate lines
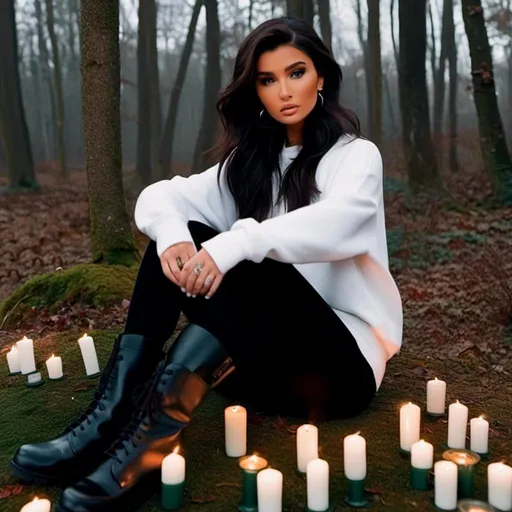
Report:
318,76,324,90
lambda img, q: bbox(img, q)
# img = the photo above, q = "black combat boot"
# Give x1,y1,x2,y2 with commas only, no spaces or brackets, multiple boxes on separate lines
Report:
10,333,164,486
56,323,235,512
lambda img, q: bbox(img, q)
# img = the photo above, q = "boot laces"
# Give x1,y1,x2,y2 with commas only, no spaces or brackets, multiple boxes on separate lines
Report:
106,363,174,464
65,353,124,437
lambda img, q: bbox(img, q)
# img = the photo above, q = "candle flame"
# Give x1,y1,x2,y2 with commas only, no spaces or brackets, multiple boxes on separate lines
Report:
354,431,361,436
434,377,438,381
83,333,87,337
479,415,484,420
52,354,55,358
11,345,16,351
232,406,239,412
23,336,28,340
173,445,180,454
32,497,39,502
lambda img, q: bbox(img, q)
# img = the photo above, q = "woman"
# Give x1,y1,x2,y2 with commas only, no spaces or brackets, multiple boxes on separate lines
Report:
10,16,402,512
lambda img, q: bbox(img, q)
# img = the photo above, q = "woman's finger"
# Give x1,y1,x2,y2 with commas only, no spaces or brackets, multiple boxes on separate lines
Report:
192,268,214,296
161,259,179,287
185,267,200,295
205,274,223,299
167,258,182,287
199,273,215,296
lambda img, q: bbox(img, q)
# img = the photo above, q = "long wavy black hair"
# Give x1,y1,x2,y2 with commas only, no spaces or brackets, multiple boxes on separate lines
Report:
208,17,361,223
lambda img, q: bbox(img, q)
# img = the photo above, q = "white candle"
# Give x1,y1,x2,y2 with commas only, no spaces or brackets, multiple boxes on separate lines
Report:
20,496,52,512
434,460,458,510
447,400,468,449
297,424,318,473
306,458,329,512
27,372,42,385
78,333,100,376
488,462,512,511
427,377,446,414
16,336,36,374
343,432,366,480
224,405,247,457
410,440,434,469
400,402,421,452
257,468,282,512
45,354,63,379
7,345,21,373
161,451,185,485
470,416,489,454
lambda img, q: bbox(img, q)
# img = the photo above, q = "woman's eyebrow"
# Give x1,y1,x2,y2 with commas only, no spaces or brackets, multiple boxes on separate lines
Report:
257,61,307,76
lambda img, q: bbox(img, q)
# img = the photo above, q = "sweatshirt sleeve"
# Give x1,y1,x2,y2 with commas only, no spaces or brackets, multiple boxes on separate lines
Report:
201,139,382,273
134,163,237,258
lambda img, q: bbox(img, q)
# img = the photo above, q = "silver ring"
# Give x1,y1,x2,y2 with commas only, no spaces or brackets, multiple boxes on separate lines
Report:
193,262,203,276
205,275,214,286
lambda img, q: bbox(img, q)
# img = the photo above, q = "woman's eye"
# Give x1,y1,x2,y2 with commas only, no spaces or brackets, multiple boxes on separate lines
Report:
259,69,305,86
292,69,305,78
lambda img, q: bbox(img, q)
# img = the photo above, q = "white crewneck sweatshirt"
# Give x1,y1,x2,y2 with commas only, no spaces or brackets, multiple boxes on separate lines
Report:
134,135,403,389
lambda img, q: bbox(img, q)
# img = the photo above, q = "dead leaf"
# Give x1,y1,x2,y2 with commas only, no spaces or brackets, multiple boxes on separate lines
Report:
0,484,24,499
189,495,215,504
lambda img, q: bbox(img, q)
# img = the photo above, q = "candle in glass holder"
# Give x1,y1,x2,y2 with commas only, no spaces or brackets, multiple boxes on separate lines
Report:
487,462,512,511
20,497,51,511
447,400,468,449
26,371,44,387
410,440,433,490
161,448,185,510
470,416,489,455
238,454,268,512
78,333,100,376
343,432,369,507
400,402,421,452
257,468,282,512
17,335,36,374
306,458,332,512
457,499,498,511
435,460,458,510
442,449,480,499
225,405,247,457
427,377,446,415
45,354,63,379
7,345,21,374
297,424,318,473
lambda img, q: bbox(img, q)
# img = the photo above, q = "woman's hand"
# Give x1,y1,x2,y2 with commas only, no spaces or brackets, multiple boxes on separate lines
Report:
179,248,224,299
160,242,197,288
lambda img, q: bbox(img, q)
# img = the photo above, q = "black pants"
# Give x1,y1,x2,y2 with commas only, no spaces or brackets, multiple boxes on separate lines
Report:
125,221,376,421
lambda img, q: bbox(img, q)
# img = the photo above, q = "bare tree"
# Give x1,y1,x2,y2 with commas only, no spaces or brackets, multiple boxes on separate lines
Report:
317,0,332,52
446,0,458,172
287,0,314,25
367,0,382,148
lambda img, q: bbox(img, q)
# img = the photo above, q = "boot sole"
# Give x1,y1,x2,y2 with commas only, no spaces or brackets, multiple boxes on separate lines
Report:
9,459,65,486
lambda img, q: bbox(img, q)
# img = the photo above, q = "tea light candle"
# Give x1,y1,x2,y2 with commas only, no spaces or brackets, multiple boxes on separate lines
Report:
17,335,36,374
306,458,331,512
238,455,268,512
427,377,446,415
161,450,185,510
257,468,282,512
470,416,489,455
435,460,458,510
400,402,421,452
447,400,468,449
442,449,480,499
297,424,318,473
343,432,369,507
26,371,44,387
7,345,21,374
45,354,63,379
457,499,498,511
78,333,100,376
20,496,51,511
224,405,247,457
487,462,512,511
410,440,433,490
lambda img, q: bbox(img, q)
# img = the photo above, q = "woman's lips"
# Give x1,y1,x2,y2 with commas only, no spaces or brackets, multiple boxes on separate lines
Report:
281,106,299,116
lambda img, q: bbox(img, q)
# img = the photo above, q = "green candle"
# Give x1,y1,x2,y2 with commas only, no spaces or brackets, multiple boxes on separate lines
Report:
237,454,268,512
442,449,480,500
345,479,370,507
161,451,185,510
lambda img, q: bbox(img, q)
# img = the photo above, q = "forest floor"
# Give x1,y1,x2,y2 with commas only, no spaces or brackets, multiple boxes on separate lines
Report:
0,138,511,511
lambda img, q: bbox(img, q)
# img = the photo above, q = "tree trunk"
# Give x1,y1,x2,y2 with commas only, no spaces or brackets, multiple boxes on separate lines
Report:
160,0,202,179
367,0,382,148
398,0,439,189
80,0,139,265
192,0,221,173
317,0,332,51
287,0,314,25
0,0,37,190
45,0,68,178
461,0,512,203
447,0,458,172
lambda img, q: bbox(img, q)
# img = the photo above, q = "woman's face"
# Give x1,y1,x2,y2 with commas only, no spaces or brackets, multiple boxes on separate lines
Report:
255,45,324,128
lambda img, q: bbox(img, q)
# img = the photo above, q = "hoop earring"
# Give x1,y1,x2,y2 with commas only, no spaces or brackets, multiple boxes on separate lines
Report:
260,109,265,119
318,91,324,107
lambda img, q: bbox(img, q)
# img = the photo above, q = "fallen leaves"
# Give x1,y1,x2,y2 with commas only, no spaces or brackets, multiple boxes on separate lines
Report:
0,484,23,499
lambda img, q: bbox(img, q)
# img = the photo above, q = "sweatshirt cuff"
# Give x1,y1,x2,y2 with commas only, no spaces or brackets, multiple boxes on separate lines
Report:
201,229,249,274
145,216,194,257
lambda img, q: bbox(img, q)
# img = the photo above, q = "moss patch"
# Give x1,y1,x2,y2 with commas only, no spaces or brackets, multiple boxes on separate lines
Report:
0,264,137,328
0,330,511,511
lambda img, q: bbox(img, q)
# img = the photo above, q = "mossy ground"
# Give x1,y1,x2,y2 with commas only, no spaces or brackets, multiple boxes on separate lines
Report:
1,330,511,511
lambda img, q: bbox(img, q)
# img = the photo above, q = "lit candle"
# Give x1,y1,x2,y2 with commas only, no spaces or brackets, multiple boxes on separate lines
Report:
434,460,458,510
447,400,468,449
442,449,480,499
470,416,489,455
343,432,369,507
161,449,185,510
297,424,318,473
257,468,282,512
426,377,446,415
45,354,63,379
238,454,268,511
16,335,36,374
410,440,433,490
7,345,21,374
457,499,497,512
78,333,100,376
306,458,330,512
20,496,51,511
224,405,247,457
487,462,512,511
399,402,421,452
